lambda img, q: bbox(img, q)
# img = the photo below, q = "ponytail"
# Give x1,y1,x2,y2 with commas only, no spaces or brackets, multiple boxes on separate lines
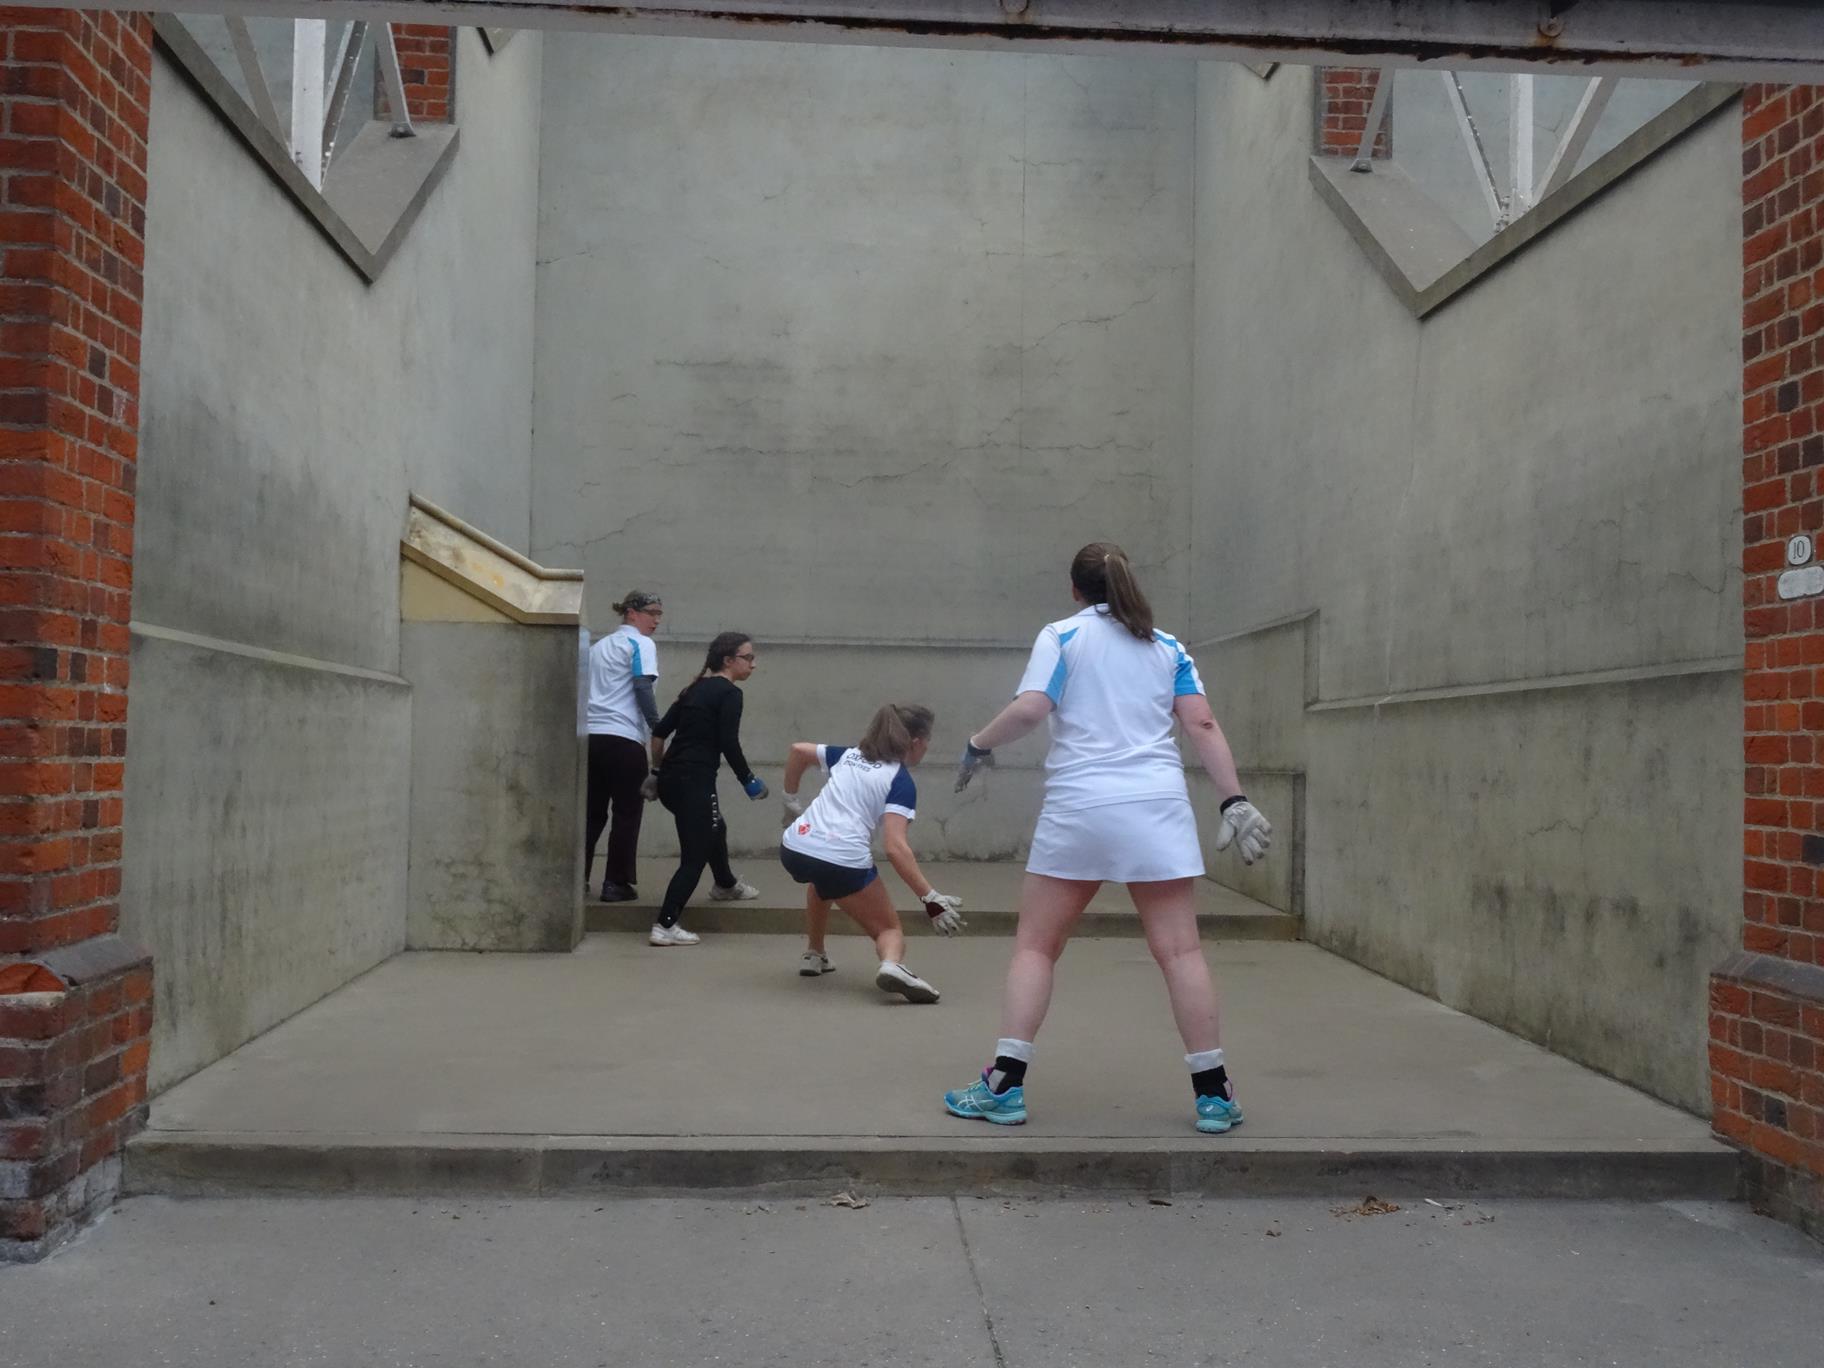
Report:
675,631,751,704
1069,541,1154,640
858,702,935,764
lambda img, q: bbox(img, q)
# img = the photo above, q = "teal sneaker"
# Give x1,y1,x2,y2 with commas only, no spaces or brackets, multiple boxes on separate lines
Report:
1195,1093,1244,1134
944,1073,1027,1126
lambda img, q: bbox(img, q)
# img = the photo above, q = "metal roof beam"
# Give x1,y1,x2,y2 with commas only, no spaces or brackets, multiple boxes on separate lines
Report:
50,1,1824,81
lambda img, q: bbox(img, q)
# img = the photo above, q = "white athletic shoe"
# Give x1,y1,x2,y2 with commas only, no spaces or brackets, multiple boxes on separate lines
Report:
649,923,701,947
800,949,834,976
708,880,760,902
875,961,940,1004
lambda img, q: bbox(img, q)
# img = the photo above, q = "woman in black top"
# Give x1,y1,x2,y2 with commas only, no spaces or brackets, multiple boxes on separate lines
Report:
648,632,769,946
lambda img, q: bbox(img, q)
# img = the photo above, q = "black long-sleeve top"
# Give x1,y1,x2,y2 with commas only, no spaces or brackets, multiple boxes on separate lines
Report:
654,676,755,785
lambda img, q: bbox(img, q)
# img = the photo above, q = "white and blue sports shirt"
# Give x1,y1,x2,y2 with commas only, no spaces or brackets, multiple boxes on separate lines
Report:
781,745,918,870
1015,604,1205,813
586,624,660,741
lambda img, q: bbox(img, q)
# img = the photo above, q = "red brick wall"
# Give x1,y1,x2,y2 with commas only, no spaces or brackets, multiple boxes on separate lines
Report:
1719,82,1824,1239
0,6,151,1262
1316,67,1391,160
377,24,453,125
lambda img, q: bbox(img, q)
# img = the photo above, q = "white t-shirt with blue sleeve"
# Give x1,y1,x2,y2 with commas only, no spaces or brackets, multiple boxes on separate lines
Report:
781,745,918,869
1016,604,1205,813
586,624,660,741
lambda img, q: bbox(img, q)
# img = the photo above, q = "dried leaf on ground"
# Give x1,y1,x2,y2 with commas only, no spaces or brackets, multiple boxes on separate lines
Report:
826,1191,870,1209
1332,1195,1401,1218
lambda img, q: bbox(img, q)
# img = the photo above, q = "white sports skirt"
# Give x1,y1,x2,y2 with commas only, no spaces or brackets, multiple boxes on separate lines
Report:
1025,796,1205,883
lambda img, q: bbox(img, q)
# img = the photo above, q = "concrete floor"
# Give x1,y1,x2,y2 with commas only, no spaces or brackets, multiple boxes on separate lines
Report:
3,1195,1821,1367
130,934,1731,1199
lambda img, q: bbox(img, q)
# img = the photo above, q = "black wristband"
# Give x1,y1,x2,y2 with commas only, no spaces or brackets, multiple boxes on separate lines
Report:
1219,794,1249,813
965,740,992,758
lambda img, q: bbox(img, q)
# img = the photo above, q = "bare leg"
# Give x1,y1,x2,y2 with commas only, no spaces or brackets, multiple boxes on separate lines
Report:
837,878,905,965
1129,878,1220,1054
805,891,832,954
999,874,1099,1042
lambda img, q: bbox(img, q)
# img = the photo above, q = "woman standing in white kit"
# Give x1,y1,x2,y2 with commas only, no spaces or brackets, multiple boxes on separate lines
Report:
942,542,1272,1133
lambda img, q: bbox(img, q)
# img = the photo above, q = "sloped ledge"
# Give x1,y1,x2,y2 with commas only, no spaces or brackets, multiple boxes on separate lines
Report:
402,495,583,625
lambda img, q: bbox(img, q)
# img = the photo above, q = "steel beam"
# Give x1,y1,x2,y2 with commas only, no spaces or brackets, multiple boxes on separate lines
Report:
1538,76,1618,198
291,18,327,190
13,1,1824,79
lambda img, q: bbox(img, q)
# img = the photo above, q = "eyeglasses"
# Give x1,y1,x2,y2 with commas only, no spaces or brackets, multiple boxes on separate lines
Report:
734,652,757,663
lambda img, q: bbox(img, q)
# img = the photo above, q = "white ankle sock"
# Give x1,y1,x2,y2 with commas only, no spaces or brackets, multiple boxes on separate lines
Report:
1184,1047,1225,1072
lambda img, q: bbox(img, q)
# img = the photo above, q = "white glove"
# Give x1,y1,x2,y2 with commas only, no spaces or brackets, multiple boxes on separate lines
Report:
923,891,966,936
781,792,806,824
639,773,659,802
1214,798,1271,866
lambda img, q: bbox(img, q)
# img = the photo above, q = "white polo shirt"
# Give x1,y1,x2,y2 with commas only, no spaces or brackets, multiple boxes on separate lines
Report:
782,745,918,869
1016,605,1205,813
586,624,659,741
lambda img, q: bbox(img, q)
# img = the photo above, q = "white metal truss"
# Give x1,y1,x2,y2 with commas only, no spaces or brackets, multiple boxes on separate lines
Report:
225,17,282,140
1538,76,1618,199
1351,67,1393,173
375,21,418,138
1408,68,1633,232
222,20,417,189
1440,71,1505,230
29,1,1824,81
291,19,327,188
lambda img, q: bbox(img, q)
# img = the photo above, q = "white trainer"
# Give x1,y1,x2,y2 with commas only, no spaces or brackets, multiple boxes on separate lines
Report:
800,949,834,976
875,961,940,1004
649,923,701,946
708,880,760,902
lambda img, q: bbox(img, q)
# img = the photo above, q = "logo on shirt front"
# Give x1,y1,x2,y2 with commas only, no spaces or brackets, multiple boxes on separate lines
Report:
797,822,811,836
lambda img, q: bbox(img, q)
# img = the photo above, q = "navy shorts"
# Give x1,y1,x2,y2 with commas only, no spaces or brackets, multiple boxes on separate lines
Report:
779,844,878,901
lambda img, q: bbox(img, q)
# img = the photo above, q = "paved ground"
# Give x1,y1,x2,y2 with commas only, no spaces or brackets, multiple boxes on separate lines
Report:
129,935,1729,1198
3,1195,1820,1367
143,937,1708,1145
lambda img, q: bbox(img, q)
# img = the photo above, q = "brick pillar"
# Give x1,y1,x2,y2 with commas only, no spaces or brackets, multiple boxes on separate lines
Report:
377,24,453,124
1316,67,1391,161
0,7,152,1262
1719,82,1824,1240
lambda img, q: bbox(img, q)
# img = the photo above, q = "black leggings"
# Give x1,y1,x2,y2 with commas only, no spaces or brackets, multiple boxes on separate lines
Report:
584,734,648,890
656,770,736,927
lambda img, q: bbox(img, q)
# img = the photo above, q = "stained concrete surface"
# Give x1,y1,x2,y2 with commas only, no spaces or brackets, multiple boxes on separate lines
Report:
2,1195,1820,1368
140,936,1714,1149
405,623,585,952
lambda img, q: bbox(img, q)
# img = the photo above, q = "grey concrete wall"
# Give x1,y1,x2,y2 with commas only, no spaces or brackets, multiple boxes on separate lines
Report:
1190,63,1741,1111
125,31,545,1089
532,36,1196,858
404,624,585,952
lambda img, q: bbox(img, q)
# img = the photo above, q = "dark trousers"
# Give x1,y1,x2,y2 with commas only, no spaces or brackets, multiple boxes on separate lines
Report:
585,733,649,891
657,769,735,927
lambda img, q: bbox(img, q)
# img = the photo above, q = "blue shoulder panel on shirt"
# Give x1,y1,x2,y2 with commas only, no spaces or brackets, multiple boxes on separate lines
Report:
630,640,644,676
1045,626,1080,703
824,745,848,768
885,767,917,810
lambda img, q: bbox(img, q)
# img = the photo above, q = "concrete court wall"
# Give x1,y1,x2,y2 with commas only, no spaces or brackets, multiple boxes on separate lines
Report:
123,31,545,1091
531,35,1197,861
1190,63,1742,1111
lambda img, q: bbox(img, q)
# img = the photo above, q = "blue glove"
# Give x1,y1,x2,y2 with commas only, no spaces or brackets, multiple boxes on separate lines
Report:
744,775,769,800
954,740,995,793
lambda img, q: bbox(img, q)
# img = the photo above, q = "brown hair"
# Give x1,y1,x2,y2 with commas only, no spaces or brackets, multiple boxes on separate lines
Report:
676,631,752,703
612,590,661,617
1069,542,1153,641
857,703,935,764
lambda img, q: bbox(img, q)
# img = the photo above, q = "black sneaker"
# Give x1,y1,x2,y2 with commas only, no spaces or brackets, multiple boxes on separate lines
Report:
600,881,638,903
